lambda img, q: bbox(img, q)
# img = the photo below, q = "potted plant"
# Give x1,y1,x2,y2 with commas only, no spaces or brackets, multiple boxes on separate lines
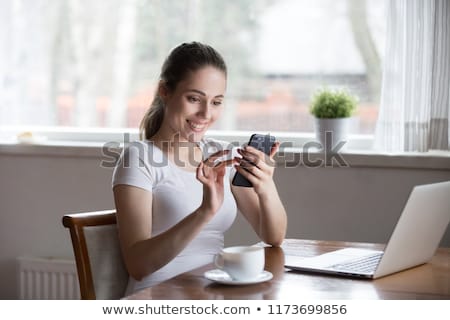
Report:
309,87,358,150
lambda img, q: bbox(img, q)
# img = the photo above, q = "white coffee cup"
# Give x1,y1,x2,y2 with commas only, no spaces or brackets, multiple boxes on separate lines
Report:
214,246,265,281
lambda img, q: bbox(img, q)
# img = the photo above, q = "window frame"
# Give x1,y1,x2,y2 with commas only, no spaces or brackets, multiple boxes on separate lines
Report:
1,126,449,172
0,126,373,150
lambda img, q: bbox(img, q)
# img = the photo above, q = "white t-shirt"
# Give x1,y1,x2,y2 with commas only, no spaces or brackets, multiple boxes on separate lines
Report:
112,139,237,295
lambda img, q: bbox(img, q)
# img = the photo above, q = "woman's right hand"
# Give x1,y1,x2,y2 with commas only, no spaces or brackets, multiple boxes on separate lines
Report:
196,150,233,216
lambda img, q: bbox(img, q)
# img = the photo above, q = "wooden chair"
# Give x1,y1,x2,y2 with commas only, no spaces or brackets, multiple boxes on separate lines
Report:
62,210,129,299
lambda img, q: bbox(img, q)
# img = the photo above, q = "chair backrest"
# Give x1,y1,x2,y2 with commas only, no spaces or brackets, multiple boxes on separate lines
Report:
62,210,129,299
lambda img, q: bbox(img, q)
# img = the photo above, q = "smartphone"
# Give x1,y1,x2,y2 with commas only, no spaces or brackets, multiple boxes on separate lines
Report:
232,133,276,187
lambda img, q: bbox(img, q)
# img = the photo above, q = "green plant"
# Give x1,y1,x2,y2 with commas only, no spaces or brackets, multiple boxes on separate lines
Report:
309,88,358,118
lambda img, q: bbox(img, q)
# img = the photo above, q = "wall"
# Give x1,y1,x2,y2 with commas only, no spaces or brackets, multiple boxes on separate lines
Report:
226,164,450,246
1,146,449,299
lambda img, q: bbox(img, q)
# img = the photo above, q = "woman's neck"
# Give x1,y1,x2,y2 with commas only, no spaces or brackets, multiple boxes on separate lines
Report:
150,131,204,170
150,132,200,152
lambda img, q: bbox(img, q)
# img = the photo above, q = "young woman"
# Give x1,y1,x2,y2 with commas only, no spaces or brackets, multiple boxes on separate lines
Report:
112,42,287,295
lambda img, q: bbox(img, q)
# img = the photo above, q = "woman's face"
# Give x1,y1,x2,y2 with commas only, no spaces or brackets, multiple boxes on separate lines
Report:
159,66,226,143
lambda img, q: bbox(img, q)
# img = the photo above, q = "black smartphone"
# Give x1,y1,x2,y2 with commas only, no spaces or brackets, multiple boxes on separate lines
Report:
232,133,276,187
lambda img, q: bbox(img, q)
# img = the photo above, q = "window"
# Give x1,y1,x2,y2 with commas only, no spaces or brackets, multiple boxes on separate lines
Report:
0,0,386,135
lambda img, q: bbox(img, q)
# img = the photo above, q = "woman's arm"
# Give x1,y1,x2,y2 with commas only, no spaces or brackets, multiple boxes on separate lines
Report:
114,185,214,280
113,150,232,281
231,143,287,246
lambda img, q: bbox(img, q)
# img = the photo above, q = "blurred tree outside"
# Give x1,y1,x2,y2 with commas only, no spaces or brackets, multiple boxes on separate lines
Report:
0,0,385,134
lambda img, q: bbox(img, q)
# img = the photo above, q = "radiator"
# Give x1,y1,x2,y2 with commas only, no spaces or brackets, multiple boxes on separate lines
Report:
17,256,80,299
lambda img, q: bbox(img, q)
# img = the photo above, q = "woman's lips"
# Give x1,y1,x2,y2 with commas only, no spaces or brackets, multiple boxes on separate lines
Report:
187,120,208,132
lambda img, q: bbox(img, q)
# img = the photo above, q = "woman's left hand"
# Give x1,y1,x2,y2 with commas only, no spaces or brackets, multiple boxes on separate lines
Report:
235,141,280,197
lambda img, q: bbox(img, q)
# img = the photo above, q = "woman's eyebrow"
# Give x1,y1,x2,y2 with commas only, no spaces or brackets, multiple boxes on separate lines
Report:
186,89,224,98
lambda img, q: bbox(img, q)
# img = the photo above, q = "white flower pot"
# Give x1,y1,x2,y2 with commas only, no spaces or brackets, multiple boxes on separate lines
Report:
314,117,351,150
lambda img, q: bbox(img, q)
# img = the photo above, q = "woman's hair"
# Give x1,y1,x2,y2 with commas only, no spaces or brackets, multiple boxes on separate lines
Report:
139,42,227,140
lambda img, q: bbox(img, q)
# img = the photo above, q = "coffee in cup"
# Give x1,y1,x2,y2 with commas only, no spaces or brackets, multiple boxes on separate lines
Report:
214,246,264,281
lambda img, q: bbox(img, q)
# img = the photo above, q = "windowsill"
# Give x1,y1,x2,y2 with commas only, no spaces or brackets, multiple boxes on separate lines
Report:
0,140,109,158
0,130,449,170
277,147,450,170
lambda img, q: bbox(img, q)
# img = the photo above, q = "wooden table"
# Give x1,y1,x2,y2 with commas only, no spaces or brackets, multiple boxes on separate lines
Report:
125,239,450,299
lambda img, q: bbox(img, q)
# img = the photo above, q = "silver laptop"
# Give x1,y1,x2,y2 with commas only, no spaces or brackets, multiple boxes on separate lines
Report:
285,181,450,279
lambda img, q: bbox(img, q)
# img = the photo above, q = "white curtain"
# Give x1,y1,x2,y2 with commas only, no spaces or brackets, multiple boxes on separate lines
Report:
374,0,450,152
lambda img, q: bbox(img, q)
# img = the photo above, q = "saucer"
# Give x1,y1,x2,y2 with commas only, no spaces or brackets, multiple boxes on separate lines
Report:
204,269,273,285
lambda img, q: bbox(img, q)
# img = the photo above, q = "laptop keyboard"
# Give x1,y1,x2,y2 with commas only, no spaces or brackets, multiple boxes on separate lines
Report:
329,252,383,273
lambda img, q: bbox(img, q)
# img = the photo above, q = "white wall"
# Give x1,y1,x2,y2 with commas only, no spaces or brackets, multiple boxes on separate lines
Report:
1,149,449,299
226,165,450,246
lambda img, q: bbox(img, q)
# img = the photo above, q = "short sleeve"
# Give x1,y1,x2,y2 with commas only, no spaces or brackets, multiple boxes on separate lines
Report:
112,141,154,192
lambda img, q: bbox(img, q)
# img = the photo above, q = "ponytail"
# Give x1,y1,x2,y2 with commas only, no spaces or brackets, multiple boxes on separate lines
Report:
139,95,164,140
139,42,227,140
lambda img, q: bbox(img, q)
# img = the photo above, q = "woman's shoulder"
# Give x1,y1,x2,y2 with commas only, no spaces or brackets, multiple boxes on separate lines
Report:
123,139,161,154
120,139,166,166
124,139,153,150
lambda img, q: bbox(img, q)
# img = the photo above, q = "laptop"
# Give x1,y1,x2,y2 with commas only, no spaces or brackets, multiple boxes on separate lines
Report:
284,181,450,279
